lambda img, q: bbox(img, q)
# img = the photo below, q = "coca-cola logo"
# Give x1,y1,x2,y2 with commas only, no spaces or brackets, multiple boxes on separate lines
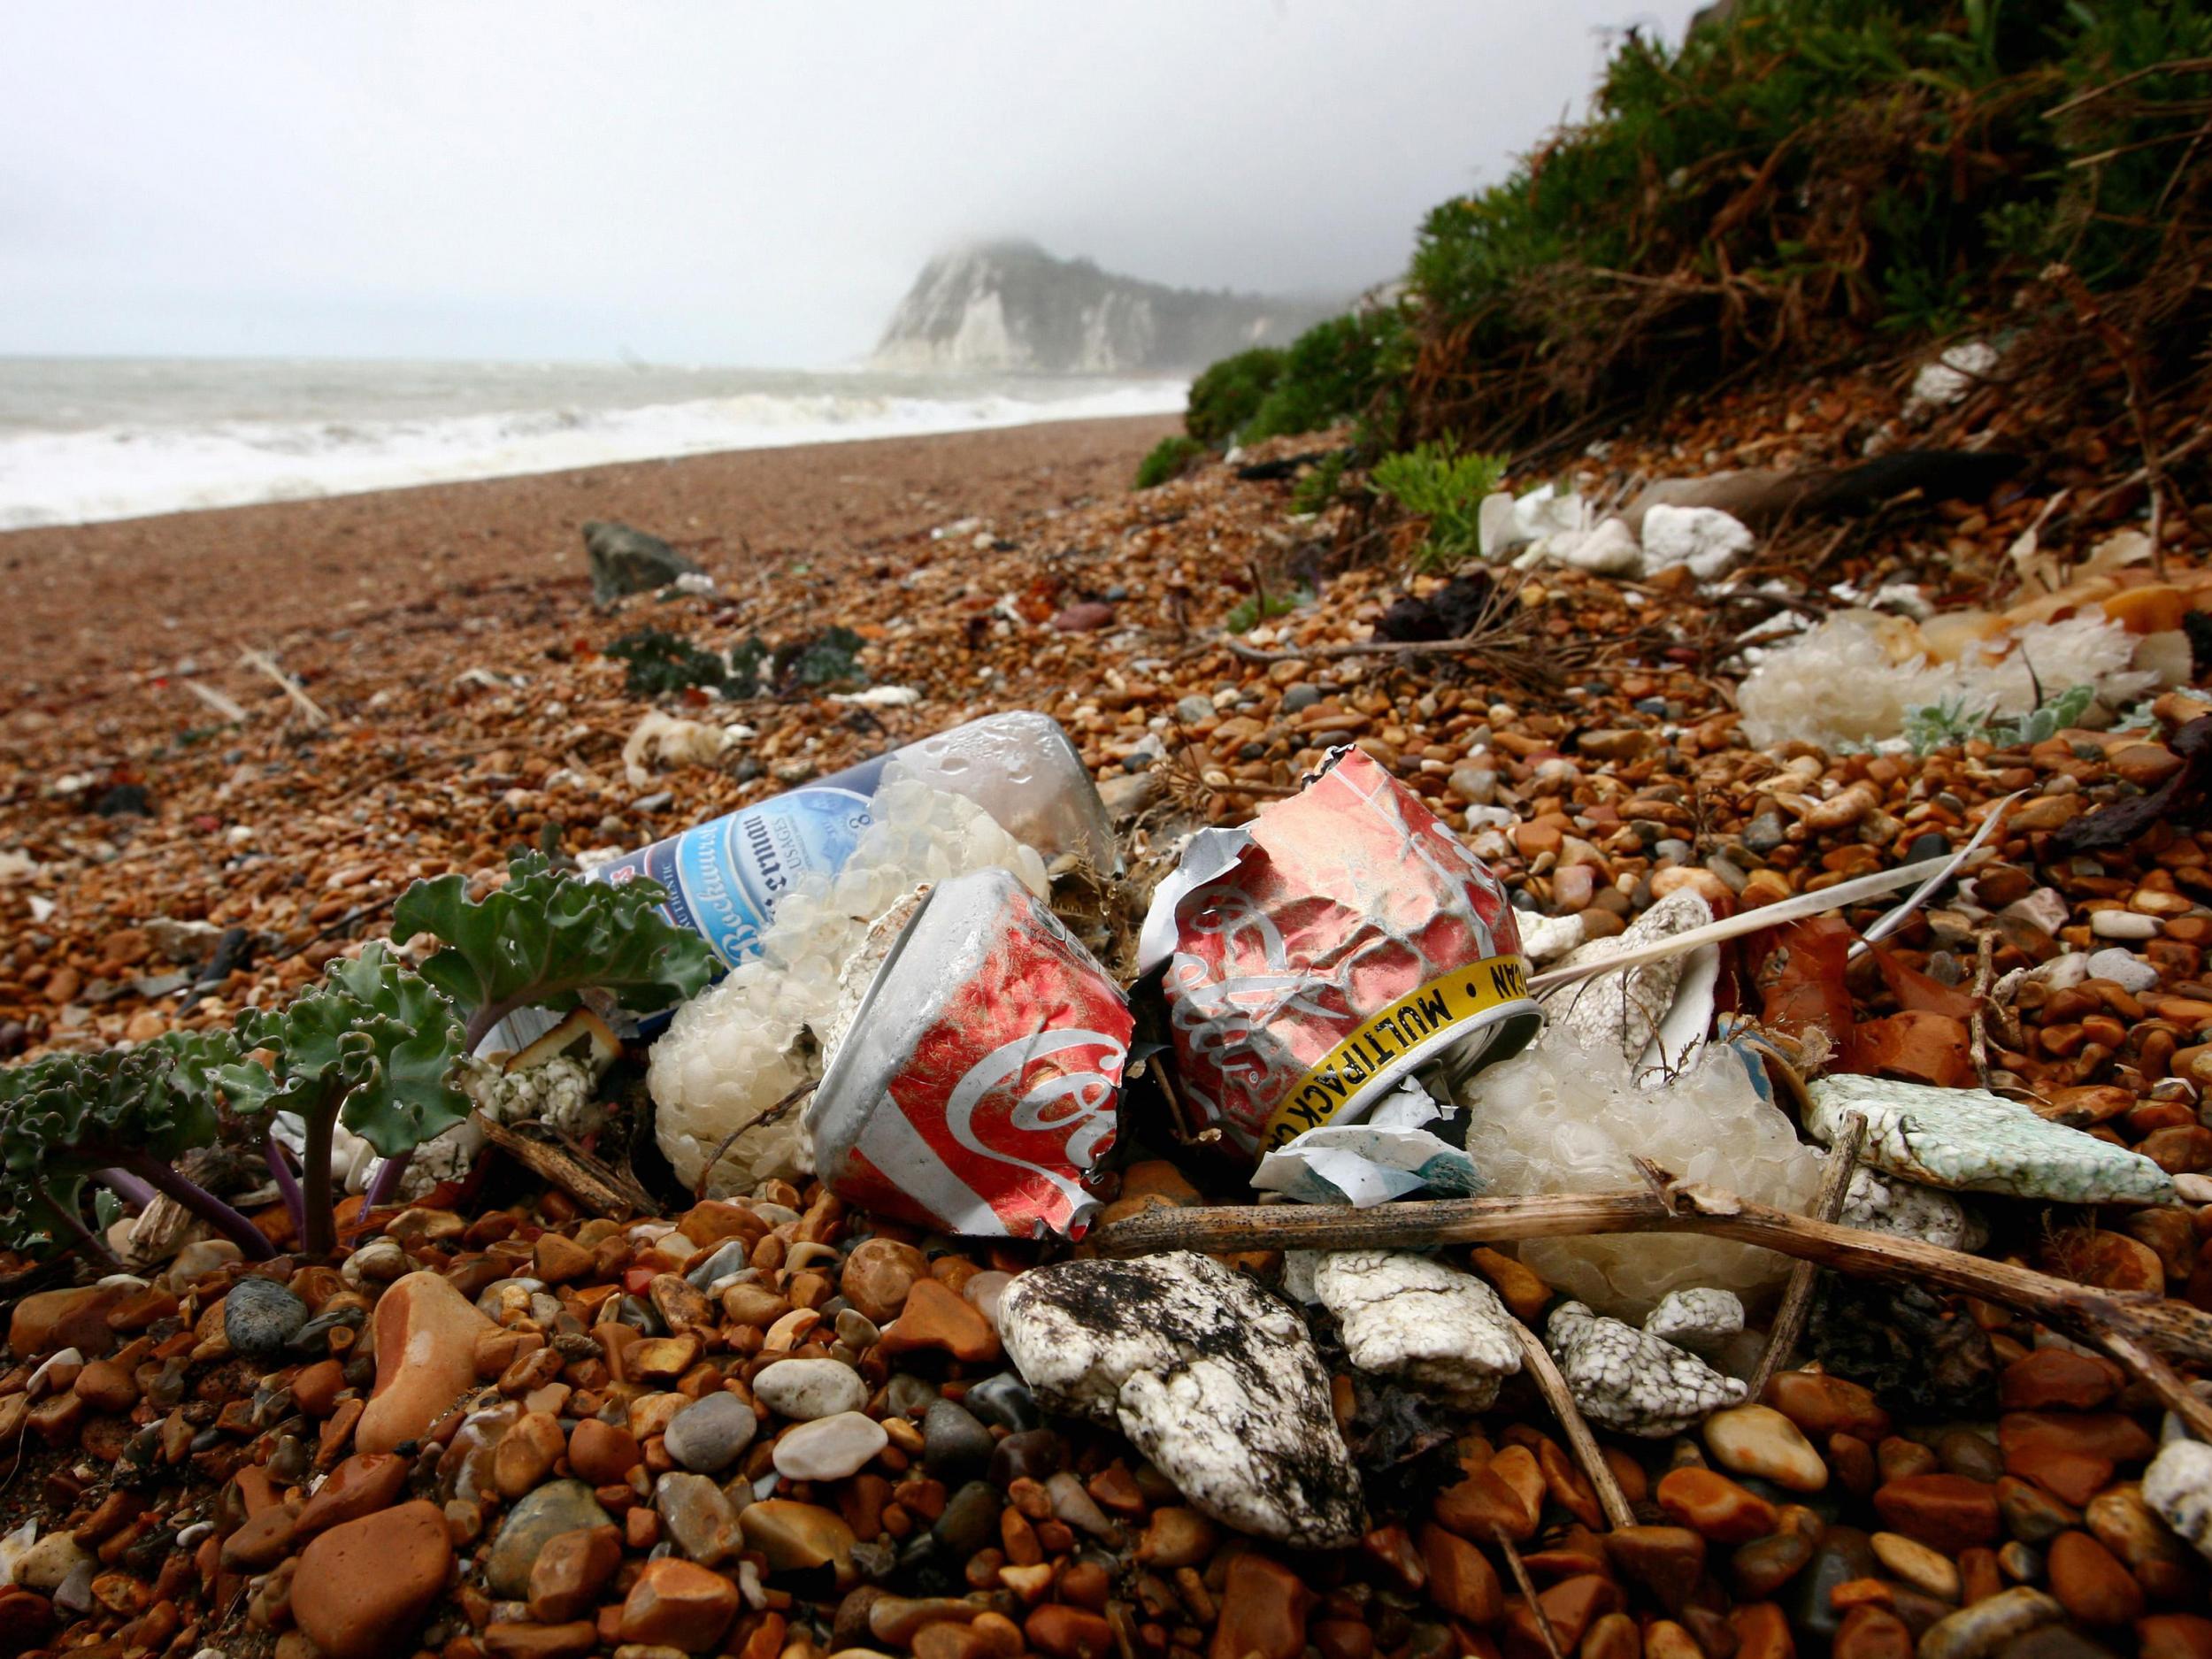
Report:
942,1027,1126,1217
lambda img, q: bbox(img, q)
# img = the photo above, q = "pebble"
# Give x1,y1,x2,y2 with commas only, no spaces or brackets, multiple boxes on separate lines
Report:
292,1499,453,1659
1870,1530,1962,1601
880,1276,1001,1362
2084,948,2160,993
296,1451,408,1537
1704,1404,1829,1493
663,1391,757,1474
486,1480,614,1598
1655,1467,1779,1543
738,1499,856,1578
772,1409,887,1481
2047,1529,2144,1624
357,1270,495,1455
222,1277,308,1359
164,1238,243,1291
1210,1553,1311,1659
1873,1472,2001,1551
921,1397,995,1477
933,1479,1006,1557
526,1525,621,1624
962,1371,1040,1431
1918,1587,2065,1659
567,1417,641,1484
751,1357,867,1421
2090,910,2158,940
618,1557,740,1652
654,1471,744,1564
840,1238,927,1324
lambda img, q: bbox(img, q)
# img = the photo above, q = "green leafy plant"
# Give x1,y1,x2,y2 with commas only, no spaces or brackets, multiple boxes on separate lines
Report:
1186,348,1284,445
1179,1,2212,456
0,1029,272,1265
1243,311,1409,444
1901,682,2097,755
1289,451,1351,515
774,625,868,690
1135,435,1206,489
603,627,744,698
1369,444,1509,570
395,852,715,1053
1225,584,1314,635
219,945,469,1257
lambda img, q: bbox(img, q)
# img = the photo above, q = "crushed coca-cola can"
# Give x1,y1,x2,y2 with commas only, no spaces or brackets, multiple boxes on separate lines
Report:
809,866,1133,1239
1138,747,1540,1158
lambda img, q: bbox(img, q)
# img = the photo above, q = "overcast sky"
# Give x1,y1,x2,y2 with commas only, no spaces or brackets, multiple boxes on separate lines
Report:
1,2,1700,367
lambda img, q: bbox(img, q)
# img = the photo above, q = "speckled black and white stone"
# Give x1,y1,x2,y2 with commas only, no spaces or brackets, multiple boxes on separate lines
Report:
1548,1299,1746,1437
1839,1165,1983,1250
1000,1250,1366,1548
2144,1440,2212,1563
1641,1286,1743,1356
1314,1249,1522,1411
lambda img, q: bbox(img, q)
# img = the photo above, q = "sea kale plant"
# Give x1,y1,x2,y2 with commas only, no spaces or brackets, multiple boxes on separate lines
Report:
219,945,471,1257
0,1028,272,1266
393,852,715,1053
0,856,715,1268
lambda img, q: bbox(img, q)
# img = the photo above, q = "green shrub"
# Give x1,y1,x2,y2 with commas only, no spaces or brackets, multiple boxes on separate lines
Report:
1181,0,2212,455
1289,451,1351,515
1369,444,1509,570
1135,435,1207,489
1186,349,1283,445
1244,311,1409,443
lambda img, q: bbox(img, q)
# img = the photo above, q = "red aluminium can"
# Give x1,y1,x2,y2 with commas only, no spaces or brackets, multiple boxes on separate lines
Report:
809,866,1133,1239
1147,747,1540,1157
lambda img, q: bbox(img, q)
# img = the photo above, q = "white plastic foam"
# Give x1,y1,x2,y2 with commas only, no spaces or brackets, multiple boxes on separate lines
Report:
649,778,1049,1195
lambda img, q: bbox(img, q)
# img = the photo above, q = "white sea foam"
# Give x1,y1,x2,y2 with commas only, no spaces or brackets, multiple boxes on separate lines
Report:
0,361,1186,530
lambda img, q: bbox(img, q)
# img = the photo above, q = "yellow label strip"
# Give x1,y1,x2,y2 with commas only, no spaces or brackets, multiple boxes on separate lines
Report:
1260,954,1532,1150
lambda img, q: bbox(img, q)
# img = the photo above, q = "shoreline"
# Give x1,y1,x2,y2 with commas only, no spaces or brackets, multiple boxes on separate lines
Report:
0,411,1179,687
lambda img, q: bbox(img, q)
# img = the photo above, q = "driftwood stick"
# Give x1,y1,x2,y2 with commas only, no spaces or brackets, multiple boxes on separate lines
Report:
240,648,331,728
1223,634,1526,664
1091,1179,2212,1439
1749,1111,1864,1397
473,1112,660,1219
1969,929,1999,1090
1510,1321,1637,1532
1494,1528,1562,1659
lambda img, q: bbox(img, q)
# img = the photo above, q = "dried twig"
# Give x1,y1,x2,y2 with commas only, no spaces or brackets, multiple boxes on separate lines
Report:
474,1111,660,1218
239,648,331,728
1748,1110,1864,1396
177,680,249,724
1092,1179,2212,1440
1509,1321,1637,1531
692,1079,817,1202
1969,929,1999,1089
1494,1528,1562,1659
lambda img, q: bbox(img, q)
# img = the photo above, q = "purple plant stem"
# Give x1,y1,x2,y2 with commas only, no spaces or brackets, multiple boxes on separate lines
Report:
298,1101,338,1259
465,997,526,1055
265,1130,306,1239
112,1152,277,1260
44,1195,122,1272
94,1167,160,1210
354,1148,413,1233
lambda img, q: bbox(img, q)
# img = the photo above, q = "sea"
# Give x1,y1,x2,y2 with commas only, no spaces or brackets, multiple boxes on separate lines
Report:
0,357,1188,531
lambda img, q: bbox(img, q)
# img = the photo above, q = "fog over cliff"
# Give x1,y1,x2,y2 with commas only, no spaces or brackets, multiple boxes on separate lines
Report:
874,242,1341,374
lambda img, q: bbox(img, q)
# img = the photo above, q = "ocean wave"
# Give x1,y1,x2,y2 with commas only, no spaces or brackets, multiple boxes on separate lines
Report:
0,380,1187,530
